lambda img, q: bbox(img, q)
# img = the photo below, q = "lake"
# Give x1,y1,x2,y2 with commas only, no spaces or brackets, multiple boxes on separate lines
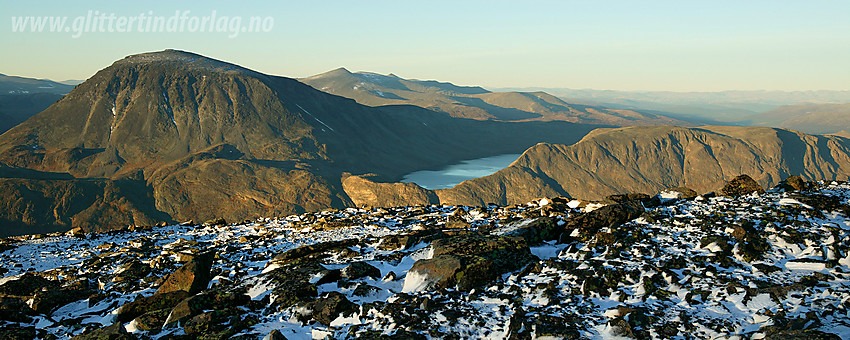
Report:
400,153,522,190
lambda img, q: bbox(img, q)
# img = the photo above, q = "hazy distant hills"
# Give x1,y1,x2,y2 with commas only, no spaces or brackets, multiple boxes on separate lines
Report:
0,73,74,133
0,50,598,236
0,73,74,95
300,68,692,126
345,125,850,207
505,87,850,125
746,103,850,134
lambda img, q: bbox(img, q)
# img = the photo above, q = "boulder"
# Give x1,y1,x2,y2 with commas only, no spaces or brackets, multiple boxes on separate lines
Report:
0,272,58,296
0,296,35,322
560,201,644,242
71,322,136,340
776,175,810,192
184,310,241,338
304,291,359,326
113,290,190,323
764,329,840,340
721,174,765,197
271,239,357,265
132,309,171,331
260,262,326,309
605,193,651,204
30,278,95,314
493,217,561,245
403,255,464,292
403,235,533,292
264,330,289,340
341,261,381,280
377,230,446,251
156,251,214,295
163,289,250,327
0,326,37,340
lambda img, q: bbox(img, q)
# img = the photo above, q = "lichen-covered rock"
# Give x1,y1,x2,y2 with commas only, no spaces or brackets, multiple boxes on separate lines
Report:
30,278,94,314
156,251,214,295
377,230,446,251
561,201,644,242
264,329,288,340
0,296,35,322
271,239,357,265
721,174,765,197
0,272,58,296
0,326,38,340
183,309,242,339
764,329,841,340
404,235,533,291
496,216,561,245
132,308,171,331
341,261,381,280
303,291,359,326
777,175,811,192
114,290,190,323
403,255,463,292
71,322,136,340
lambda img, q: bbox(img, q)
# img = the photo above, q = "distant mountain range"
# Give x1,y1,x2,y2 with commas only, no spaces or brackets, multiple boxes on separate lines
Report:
0,73,75,133
746,103,850,134
300,68,693,126
0,50,597,236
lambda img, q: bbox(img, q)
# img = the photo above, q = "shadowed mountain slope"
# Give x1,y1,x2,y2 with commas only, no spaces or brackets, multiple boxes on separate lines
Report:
0,73,74,133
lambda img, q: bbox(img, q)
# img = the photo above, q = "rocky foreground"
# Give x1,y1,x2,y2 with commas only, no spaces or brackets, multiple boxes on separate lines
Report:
0,175,849,339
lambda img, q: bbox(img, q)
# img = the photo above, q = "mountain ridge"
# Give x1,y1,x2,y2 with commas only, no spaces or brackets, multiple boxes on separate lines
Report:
345,125,850,207
300,69,694,125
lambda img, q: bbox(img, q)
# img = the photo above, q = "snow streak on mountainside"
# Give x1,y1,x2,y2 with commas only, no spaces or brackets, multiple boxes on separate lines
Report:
0,178,848,339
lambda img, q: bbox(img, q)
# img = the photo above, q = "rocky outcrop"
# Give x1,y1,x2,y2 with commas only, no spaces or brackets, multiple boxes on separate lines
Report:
342,174,437,208
403,235,533,292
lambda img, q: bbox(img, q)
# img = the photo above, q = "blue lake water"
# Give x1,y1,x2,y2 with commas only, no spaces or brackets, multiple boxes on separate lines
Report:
401,154,522,190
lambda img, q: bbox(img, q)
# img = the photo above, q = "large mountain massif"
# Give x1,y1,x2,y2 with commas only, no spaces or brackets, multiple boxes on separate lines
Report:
0,50,597,236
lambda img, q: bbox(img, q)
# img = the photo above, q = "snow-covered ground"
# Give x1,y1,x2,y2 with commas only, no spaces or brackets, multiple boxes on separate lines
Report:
1,182,849,339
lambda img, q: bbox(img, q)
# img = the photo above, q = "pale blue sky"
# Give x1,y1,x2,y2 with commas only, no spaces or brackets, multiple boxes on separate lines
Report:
2,0,849,91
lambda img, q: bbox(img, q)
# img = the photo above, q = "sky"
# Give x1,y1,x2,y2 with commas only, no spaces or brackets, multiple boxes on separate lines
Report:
2,0,849,91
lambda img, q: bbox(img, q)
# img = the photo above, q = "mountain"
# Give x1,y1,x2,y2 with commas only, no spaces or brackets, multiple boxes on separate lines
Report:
300,68,692,126
0,50,599,236
747,103,850,134
345,125,850,207
0,74,74,133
